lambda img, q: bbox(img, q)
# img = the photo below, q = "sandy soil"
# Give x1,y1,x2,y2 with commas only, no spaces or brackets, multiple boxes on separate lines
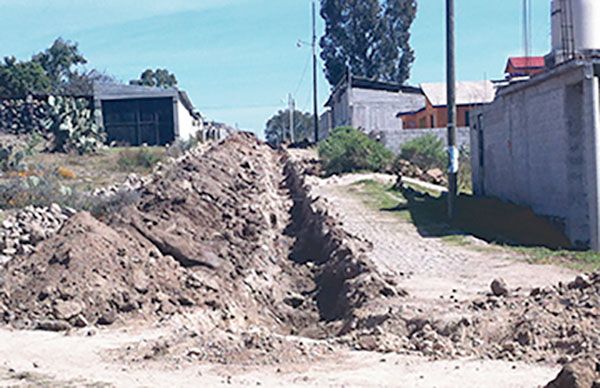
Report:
0,326,557,387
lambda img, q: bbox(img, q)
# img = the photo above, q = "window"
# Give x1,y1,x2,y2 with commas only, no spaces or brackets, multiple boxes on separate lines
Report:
419,117,426,128
465,111,471,126
430,115,435,128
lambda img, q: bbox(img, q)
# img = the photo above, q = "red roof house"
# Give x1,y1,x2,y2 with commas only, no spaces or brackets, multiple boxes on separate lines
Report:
505,57,545,79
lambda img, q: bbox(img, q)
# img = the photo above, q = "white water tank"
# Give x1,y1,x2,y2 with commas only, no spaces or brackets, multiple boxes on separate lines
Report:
572,0,600,51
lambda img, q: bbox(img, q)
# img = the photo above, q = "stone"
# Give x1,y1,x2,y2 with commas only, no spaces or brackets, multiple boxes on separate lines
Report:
545,359,598,388
35,320,71,332
491,278,509,297
71,314,89,328
53,300,83,320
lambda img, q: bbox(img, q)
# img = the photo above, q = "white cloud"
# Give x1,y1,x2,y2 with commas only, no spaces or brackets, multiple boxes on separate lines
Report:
0,0,244,32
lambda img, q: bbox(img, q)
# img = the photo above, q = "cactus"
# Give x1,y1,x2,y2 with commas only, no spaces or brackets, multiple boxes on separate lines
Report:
45,96,106,155
0,144,26,172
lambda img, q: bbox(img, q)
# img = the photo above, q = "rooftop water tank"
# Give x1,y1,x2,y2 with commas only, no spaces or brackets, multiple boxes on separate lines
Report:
572,0,600,52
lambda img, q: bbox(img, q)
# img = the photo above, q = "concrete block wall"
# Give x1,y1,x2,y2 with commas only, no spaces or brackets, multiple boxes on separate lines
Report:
471,61,600,248
379,127,470,155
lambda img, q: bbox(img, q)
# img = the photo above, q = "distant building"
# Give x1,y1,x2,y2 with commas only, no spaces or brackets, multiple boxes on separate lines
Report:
504,56,546,80
93,83,203,146
397,81,496,129
322,75,425,134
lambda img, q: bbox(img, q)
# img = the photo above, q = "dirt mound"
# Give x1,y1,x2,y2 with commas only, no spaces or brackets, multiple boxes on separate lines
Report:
0,212,195,329
470,272,600,364
0,132,404,340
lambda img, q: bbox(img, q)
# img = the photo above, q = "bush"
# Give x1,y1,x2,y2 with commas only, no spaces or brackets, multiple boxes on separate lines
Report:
318,126,393,176
400,134,446,171
117,148,164,171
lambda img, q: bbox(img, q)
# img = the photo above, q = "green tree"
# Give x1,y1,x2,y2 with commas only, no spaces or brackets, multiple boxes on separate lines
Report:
320,0,417,87
130,68,178,88
318,126,393,175
0,57,52,97
32,38,87,92
265,109,315,146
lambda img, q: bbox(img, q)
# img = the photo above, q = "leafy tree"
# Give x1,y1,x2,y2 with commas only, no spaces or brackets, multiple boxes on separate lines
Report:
32,38,87,92
320,0,417,86
63,69,119,96
318,126,393,175
265,109,315,146
0,57,52,97
130,68,178,88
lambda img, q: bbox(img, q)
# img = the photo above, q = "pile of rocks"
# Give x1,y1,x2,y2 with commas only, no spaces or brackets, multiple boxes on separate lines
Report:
91,173,151,198
393,159,447,186
0,204,75,264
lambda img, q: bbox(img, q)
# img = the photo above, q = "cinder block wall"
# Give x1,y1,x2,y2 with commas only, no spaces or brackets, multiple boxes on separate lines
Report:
380,127,470,155
471,62,600,248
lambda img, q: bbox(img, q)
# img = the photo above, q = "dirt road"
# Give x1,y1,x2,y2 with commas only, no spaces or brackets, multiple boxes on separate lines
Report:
310,173,576,304
0,326,557,387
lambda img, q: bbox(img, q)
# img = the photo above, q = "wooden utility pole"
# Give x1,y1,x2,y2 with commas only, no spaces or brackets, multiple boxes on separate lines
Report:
446,0,458,220
288,93,295,143
312,0,320,143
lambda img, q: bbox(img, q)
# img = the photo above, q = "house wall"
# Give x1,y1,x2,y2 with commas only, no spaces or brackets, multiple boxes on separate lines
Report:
350,88,418,132
175,99,198,141
379,127,470,155
402,100,479,129
471,62,600,249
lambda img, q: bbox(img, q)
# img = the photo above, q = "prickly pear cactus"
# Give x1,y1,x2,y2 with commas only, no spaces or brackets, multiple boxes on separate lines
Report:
46,96,106,154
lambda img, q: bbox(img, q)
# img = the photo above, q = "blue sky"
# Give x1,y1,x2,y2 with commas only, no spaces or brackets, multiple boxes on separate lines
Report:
0,0,551,136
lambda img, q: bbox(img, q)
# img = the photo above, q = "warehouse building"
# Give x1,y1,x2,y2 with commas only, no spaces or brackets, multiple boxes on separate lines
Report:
93,83,202,146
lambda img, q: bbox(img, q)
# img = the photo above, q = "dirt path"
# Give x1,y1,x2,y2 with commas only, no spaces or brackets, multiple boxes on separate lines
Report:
0,326,557,387
309,173,576,304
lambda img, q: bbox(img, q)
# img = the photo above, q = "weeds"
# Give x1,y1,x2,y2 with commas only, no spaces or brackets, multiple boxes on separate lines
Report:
117,148,164,171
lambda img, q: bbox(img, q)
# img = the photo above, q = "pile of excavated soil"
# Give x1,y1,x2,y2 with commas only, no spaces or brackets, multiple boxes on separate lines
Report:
0,212,194,329
0,133,404,341
342,272,599,366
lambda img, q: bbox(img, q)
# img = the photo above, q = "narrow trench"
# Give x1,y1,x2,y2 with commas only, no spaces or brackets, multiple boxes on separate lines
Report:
282,161,349,323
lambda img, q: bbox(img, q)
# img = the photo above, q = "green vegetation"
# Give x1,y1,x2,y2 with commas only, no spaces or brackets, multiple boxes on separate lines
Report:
45,96,106,155
320,0,417,86
117,147,165,171
399,134,446,171
264,109,315,146
347,178,600,271
318,126,393,176
130,68,178,88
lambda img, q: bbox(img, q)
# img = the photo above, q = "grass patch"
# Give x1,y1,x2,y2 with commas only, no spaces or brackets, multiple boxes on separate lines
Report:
347,177,600,271
116,147,165,172
510,246,600,272
349,179,410,220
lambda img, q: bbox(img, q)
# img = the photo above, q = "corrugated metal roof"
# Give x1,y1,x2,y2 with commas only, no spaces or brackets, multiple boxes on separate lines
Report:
420,80,496,107
93,82,178,100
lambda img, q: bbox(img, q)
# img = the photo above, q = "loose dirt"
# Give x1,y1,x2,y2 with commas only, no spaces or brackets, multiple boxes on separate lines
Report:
0,135,597,387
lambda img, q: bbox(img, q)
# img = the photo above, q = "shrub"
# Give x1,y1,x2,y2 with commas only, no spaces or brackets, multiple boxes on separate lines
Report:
400,134,446,171
318,126,393,176
166,137,198,158
56,166,76,179
117,148,164,171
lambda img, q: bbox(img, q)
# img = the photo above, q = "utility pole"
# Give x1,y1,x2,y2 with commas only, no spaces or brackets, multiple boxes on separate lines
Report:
312,0,320,143
446,0,458,220
288,93,295,143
